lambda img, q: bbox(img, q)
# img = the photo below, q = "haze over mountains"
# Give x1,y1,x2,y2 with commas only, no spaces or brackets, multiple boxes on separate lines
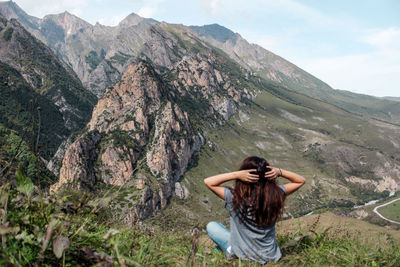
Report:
0,1,399,223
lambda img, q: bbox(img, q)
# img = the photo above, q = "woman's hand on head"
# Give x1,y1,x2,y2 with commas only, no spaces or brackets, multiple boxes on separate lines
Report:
236,169,259,183
265,167,279,180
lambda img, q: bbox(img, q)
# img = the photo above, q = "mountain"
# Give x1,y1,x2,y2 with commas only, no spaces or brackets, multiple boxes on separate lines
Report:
3,2,399,124
0,13,96,164
383,96,400,102
190,24,400,124
190,24,332,93
0,1,159,97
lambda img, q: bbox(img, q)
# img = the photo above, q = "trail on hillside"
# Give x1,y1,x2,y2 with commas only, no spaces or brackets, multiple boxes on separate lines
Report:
373,198,400,225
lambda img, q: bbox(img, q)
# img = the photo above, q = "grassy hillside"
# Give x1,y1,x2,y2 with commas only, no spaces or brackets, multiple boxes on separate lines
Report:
172,85,399,224
190,24,400,125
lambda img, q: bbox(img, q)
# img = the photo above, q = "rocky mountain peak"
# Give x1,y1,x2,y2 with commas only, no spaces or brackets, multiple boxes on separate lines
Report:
0,1,39,29
88,61,163,133
0,1,24,18
189,23,236,43
43,11,91,33
119,12,150,27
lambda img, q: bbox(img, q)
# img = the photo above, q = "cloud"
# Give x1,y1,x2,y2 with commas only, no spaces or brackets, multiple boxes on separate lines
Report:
244,33,285,52
96,13,129,26
298,48,400,97
137,6,157,18
13,0,90,18
199,0,221,16
363,27,400,48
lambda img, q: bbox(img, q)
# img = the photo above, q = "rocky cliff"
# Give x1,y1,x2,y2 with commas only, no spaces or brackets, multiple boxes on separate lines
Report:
51,62,203,222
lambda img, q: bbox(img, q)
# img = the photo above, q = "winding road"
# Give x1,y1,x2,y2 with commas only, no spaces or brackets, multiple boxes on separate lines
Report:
373,198,400,225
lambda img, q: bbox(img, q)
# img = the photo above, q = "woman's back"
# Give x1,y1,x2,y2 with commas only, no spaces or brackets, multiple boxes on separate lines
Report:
204,156,305,263
224,186,286,263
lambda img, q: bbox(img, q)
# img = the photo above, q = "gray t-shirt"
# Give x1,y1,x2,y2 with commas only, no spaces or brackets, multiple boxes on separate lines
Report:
224,185,286,264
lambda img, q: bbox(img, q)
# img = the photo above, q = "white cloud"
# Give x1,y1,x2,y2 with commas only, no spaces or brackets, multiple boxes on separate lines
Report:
13,0,90,18
244,33,285,52
199,0,221,16
96,13,129,26
137,6,157,18
363,27,400,48
297,49,400,97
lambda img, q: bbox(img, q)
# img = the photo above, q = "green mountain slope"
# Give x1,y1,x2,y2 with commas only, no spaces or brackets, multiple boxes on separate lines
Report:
190,24,400,124
0,14,96,159
170,83,400,221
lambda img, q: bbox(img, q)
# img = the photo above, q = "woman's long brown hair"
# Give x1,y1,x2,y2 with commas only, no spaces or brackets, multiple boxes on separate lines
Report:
232,156,285,227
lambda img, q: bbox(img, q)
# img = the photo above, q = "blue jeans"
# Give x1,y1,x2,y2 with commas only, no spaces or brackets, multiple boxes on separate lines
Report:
206,221,230,252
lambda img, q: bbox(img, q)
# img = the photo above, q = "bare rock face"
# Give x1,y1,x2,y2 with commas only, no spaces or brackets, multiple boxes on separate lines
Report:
51,131,101,192
146,101,202,180
52,50,249,220
47,135,74,177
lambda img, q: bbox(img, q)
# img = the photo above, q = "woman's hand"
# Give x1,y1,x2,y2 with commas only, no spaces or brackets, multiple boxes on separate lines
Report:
236,169,259,183
265,166,280,180
204,169,259,199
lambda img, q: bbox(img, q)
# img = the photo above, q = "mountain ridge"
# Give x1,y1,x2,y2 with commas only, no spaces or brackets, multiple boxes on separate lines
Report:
2,1,399,124
190,23,400,123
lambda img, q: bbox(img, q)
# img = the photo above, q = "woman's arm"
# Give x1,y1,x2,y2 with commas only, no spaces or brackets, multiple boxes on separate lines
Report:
266,167,306,195
204,169,258,199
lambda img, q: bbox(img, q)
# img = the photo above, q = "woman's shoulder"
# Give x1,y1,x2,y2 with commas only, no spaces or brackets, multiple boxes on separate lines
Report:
224,187,233,201
278,184,286,195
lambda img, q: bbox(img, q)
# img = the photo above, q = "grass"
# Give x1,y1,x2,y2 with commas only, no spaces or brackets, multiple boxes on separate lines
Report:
1,180,399,266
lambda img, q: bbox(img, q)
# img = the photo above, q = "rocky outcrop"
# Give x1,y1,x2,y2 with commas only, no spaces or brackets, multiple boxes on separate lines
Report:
146,101,203,179
51,131,101,191
47,135,74,176
52,61,206,220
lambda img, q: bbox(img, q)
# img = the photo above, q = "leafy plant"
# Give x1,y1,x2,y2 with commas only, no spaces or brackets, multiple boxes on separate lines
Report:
15,168,34,199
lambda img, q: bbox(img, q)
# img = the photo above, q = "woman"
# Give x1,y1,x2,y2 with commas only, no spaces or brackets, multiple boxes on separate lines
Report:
204,156,305,264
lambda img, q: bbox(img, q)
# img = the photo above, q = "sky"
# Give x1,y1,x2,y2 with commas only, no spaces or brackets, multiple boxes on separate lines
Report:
4,0,400,97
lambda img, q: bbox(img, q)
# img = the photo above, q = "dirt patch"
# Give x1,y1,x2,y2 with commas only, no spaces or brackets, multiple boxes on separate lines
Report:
279,108,308,124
